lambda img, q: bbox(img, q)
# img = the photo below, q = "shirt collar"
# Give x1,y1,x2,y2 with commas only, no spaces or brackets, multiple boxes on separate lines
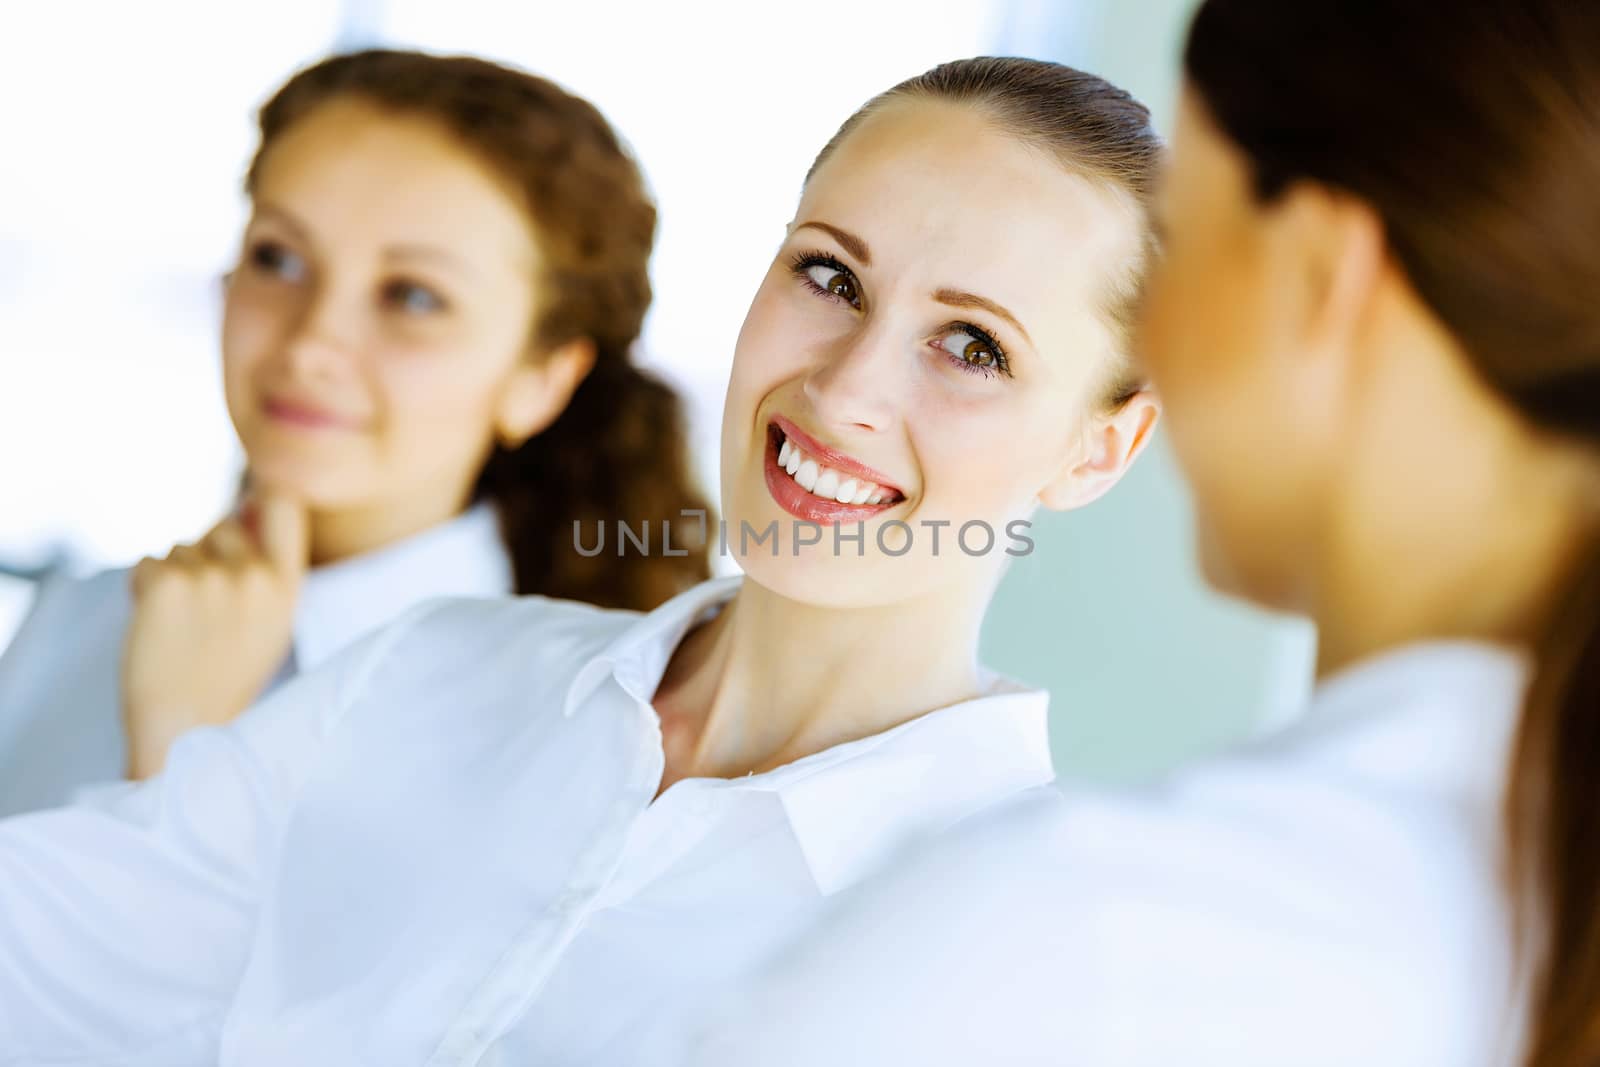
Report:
561,575,744,718
562,576,1054,894
293,502,514,672
760,682,1053,895
1310,639,1529,718
1299,638,1530,797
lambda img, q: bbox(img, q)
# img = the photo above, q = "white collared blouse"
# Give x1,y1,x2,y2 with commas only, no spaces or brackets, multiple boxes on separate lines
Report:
0,503,512,815
0,575,1053,1066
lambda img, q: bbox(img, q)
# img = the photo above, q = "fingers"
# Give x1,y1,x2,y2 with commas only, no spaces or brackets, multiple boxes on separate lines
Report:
129,555,161,598
254,489,310,580
200,519,253,565
131,543,211,603
130,546,196,603
131,491,308,606
165,542,206,569
133,515,261,601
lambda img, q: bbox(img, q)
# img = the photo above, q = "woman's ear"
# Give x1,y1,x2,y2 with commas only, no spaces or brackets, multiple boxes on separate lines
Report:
1277,180,1385,358
1038,390,1161,512
494,337,598,449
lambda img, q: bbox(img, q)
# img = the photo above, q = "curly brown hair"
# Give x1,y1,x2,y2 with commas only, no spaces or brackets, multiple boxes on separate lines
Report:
247,49,712,612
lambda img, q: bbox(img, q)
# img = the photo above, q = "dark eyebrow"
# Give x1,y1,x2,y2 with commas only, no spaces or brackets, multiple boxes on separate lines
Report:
792,220,872,267
934,288,1033,347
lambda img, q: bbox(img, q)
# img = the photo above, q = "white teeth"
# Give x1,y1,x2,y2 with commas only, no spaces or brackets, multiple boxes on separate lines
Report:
776,432,895,506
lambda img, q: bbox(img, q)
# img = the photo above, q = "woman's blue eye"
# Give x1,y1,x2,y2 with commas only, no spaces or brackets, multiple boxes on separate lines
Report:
248,241,307,283
382,281,446,315
937,326,1011,379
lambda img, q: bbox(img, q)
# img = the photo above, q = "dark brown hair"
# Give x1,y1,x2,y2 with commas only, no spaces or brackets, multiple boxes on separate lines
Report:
247,49,711,611
808,56,1162,408
1186,2,1600,1062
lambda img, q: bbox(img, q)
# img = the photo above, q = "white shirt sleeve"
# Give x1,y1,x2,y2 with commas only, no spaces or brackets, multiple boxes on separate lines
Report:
0,608,415,1065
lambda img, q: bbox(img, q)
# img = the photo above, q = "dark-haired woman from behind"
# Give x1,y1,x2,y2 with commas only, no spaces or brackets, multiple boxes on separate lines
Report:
0,49,710,812
690,2,1600,1065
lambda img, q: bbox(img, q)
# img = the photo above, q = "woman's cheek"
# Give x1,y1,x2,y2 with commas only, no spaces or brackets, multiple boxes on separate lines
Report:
382,351,512,462
738,300,815,383
219,328,269,420
916,439,998,523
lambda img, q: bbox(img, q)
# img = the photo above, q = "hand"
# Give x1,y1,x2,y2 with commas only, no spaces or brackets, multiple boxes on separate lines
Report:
121,491,310,779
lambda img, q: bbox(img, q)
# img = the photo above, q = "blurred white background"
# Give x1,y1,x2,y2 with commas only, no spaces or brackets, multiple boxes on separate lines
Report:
0,0,1312,780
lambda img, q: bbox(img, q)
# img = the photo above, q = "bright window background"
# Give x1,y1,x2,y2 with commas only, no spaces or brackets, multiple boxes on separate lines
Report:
0,0,1311,780
0,1,349,648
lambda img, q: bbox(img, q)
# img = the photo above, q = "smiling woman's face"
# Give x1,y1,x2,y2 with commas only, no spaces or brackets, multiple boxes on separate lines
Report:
222,96,543,517
721,97,1148,608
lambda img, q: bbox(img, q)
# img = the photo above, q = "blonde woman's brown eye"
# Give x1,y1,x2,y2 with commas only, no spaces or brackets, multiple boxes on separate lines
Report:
962,339,994,366
789,252,864,310
803,263,859,307
936,325,1011,379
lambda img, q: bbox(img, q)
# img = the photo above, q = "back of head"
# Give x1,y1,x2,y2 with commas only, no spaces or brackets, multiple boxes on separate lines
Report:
252,50,712,611
1185,3,1600,1062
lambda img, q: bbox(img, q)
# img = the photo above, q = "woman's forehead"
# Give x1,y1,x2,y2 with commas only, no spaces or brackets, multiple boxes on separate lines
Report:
797,99,1142,358
804,100,1137,265
253,101,540,273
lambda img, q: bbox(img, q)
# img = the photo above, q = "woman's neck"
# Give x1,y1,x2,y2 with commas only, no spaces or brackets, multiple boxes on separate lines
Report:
304,489,474,567
1311,338,1600,680
651,578,992,792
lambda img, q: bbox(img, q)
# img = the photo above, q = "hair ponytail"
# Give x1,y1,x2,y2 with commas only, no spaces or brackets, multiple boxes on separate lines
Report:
1509,542,1600,1063
477,355,710,612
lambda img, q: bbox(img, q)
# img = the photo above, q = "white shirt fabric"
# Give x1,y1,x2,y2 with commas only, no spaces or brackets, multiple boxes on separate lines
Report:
0,503,512,816
687,641,1528,1067
0,575,1054,1066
